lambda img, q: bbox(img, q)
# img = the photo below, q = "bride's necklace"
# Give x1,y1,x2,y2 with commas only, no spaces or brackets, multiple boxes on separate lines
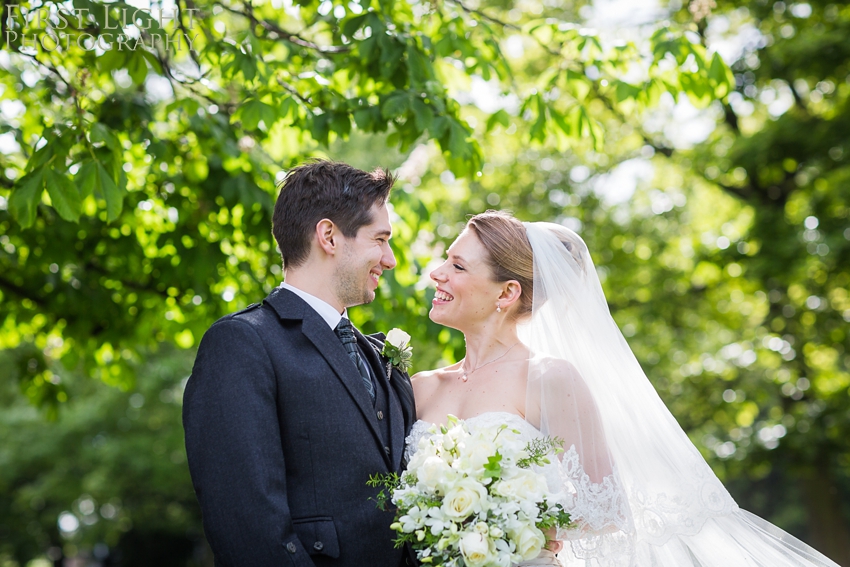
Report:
459,341,520,382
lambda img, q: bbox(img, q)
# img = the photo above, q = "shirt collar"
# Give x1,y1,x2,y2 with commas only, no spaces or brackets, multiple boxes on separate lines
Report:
280,282,346,330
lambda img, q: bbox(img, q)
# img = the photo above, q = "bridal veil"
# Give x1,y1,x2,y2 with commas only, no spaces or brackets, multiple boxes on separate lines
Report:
520,221,840,567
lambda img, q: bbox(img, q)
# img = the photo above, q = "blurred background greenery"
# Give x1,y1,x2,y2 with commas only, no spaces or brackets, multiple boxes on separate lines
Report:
1,0,849,564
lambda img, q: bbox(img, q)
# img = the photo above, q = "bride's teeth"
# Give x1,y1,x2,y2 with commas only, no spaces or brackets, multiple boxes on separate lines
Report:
435,291,453,301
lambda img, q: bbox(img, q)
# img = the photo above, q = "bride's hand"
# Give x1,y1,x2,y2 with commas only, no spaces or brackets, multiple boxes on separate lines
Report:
544,527,563,554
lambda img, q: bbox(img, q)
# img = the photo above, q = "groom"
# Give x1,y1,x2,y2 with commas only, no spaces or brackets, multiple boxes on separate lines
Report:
183,160,417,566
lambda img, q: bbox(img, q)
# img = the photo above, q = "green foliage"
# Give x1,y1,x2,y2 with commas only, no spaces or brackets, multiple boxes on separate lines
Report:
0,0,726,410
516,436,563,469
0,346,203,565
366,471,401,512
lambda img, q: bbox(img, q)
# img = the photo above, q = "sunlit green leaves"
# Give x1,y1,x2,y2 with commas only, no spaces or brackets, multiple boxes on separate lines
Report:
44,170,82,222
235,98,278,131
8,169,45,229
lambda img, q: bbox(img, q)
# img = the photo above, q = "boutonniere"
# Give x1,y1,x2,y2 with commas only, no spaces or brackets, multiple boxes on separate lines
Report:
382,328,413,375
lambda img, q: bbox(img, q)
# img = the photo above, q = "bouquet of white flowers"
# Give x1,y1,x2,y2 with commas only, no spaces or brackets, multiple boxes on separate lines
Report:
369,416,572,567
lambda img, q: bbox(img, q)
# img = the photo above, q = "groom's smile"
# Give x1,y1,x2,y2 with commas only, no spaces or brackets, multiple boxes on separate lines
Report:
333,202,396,308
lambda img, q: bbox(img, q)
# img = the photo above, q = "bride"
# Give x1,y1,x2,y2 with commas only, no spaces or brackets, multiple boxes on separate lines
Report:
407,210,840,567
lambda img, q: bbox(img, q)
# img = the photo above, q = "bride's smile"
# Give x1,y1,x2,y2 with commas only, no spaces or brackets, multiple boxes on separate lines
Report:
428,228,522,333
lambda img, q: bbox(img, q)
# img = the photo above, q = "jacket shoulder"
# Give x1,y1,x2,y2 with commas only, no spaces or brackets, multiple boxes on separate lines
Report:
207,302,276,335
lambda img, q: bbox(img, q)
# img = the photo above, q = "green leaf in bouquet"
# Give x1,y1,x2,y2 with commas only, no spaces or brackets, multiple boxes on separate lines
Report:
483,452,503,479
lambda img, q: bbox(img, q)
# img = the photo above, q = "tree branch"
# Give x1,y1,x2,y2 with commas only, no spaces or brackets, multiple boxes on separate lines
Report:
447,0,521,32
722,102,740,134
177,0,205,72
214,1,351,54
0,276,48,307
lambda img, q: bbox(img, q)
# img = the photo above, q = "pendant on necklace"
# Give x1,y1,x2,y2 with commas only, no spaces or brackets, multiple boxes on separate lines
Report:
460,371,469,382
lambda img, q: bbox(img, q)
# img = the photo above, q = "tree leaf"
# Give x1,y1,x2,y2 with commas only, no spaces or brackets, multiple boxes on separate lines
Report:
237,99,274,131
382,92,410,119
486,109,510,132
97,49,127,74
76,160,97,199
353,107,377,131
342,13,369,38
708,52,734,99
44,170,82,222
431,116,448,138
411,99,433,132
91,123,120,151
96,162,124,222
529,95,547,142
126,51,148,84
9,169,45,228
26,142,54,171
615,80,641,103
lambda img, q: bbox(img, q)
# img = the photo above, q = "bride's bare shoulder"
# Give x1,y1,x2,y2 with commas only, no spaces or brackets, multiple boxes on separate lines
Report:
530,355,582,379
411,363,460,386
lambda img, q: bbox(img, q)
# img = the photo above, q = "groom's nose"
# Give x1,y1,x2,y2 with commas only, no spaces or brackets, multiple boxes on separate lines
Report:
382,246,397,270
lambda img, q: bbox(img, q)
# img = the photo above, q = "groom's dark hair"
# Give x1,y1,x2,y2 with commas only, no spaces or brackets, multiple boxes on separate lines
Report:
273,159,395,269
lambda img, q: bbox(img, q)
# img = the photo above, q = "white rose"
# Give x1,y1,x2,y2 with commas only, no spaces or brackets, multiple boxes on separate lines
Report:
441,478,488,520
417,455,456,492
512,525,546,562
459,531,493,567
386,328,411,348
452,436,498,474
494,470,547,501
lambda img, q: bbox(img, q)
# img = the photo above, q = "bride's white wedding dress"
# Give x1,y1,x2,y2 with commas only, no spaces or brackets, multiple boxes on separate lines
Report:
405,410,841,567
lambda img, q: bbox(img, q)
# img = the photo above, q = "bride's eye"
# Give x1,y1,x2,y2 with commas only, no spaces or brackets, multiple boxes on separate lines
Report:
453,264,465,271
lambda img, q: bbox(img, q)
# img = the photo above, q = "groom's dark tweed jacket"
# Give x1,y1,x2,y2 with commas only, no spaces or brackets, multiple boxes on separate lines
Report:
183,287,417,567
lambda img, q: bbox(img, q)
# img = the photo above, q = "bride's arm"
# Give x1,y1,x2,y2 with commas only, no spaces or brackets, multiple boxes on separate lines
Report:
527,359,627,539
527,359,614,482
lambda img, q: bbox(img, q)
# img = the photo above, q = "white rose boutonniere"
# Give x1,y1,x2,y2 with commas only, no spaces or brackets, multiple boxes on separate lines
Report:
382,328,413,374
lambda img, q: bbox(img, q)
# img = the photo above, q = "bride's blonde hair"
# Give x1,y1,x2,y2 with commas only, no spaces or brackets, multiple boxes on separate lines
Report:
466,210,534,319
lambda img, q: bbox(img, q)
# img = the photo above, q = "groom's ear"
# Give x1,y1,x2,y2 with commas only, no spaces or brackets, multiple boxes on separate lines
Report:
498,280,522,308
315,219,339,256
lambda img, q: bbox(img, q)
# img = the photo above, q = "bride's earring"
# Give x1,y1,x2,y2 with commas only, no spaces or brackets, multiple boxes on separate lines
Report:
496,302,502,313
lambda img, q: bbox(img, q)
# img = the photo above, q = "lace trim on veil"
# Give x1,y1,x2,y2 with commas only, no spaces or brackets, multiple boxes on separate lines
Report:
543,445,634,563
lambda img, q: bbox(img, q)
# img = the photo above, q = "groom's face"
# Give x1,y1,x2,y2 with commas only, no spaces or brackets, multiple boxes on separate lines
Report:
332,203,396,308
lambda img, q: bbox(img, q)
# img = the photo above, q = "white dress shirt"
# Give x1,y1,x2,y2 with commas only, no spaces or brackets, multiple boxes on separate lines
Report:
280,282,346,329
280,282,378,384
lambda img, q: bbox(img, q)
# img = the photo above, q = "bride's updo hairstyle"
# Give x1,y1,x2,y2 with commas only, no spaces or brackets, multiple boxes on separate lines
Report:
466,211,535,319
467,211,589,319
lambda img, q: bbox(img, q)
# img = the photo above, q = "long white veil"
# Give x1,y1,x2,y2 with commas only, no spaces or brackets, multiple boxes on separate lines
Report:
520,221,840,567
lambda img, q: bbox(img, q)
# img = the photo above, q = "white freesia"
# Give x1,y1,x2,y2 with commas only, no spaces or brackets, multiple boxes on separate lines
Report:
386,328,411,348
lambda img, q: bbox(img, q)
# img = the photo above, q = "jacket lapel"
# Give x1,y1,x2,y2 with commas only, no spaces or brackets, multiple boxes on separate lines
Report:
264,288,390,469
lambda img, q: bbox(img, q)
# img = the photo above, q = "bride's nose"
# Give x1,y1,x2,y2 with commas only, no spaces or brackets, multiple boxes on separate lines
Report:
430,262,448,282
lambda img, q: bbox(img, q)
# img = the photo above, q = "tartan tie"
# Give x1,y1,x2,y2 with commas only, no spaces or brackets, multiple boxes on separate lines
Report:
334,318,375,402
